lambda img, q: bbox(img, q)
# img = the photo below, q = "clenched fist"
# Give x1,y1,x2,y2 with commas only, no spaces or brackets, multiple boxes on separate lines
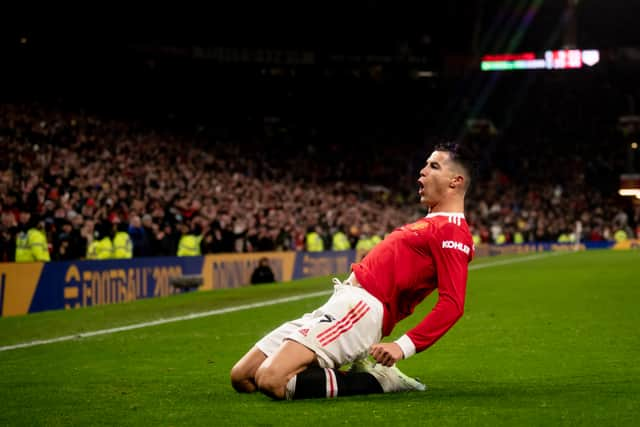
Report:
369,342,404,367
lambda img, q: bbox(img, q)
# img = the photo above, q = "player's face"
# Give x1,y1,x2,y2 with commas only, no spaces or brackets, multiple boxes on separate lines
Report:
417,151,456,207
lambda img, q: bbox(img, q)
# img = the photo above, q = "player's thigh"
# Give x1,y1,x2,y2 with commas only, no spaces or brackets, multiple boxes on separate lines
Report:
254,311,316,358
255,340,317,387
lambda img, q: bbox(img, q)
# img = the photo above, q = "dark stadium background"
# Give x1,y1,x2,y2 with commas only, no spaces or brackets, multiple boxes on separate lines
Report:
4,1,640,121
2,0,640,260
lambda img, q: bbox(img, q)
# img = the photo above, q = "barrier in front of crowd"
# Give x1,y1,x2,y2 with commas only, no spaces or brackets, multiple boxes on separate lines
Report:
0,241,636,317
0,257,203,317
474,240,636,257
0,250,355,317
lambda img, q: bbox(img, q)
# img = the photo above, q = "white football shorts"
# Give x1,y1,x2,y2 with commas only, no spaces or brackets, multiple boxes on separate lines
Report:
255,279,384,369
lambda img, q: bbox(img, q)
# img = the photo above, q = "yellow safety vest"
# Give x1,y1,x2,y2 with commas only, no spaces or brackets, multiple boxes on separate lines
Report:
332,232,351,251
113,231,133,259
15,228,50,262
305,232,324,252
613,229,628,242
513,232,524,244
87,237,113,260
15,231,31,262
356,236,376,251
177,234,202,256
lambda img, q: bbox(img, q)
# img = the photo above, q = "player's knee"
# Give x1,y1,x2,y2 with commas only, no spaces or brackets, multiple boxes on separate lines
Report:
254,365,286,400
230,363,257,393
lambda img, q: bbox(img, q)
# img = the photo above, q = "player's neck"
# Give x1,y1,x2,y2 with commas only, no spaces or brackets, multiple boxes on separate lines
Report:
427,198,465,214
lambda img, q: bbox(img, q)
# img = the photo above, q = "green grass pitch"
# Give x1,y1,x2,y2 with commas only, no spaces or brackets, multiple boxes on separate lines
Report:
1,250,639,426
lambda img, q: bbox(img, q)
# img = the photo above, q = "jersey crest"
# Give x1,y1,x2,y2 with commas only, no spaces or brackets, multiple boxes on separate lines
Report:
407,221,429,231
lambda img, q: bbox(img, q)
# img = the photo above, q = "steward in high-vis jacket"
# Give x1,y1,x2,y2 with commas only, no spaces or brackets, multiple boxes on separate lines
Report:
15,213,50,262
305,226,324,252
332,227,351,251
87,221,114,260
113,222,133,259
177,223,203,256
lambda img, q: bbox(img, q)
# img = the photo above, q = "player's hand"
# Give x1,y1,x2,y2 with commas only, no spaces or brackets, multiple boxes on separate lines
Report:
369,343,403,367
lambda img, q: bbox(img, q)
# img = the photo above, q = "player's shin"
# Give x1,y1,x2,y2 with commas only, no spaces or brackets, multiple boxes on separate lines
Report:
285,367,383,400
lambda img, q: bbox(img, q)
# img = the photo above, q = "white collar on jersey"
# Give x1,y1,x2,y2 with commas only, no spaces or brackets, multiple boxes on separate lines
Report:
425,212,465,219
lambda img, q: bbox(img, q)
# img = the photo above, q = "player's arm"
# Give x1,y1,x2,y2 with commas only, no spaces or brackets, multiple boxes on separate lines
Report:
394,224,470,360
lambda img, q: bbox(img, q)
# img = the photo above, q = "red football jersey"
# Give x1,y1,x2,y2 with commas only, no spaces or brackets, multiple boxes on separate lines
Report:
352,212,473,354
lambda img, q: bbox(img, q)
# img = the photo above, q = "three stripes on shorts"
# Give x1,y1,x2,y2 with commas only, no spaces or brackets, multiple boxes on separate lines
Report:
317,300,370,346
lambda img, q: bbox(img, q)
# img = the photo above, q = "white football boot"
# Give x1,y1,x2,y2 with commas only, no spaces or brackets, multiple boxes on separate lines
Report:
349,358,426,392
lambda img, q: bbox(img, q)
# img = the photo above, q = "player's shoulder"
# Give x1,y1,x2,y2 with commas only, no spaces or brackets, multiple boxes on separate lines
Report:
425,213,468,229
426,214,474,258
428,214,472,239
401,213,470,239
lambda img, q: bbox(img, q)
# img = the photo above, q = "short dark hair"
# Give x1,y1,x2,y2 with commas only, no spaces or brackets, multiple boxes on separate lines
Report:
434,142,477,187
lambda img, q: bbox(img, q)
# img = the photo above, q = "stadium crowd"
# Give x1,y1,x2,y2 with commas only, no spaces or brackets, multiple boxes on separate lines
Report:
1,97,638,262
0,103,418,261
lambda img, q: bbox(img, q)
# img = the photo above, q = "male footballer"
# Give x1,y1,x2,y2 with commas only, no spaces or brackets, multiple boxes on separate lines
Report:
231,142,476,400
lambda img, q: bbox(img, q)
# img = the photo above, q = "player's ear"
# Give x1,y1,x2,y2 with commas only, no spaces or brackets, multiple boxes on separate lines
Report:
449,174,464,189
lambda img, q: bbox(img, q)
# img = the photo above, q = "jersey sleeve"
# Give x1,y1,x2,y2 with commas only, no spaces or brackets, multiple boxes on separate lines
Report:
396,223,470,356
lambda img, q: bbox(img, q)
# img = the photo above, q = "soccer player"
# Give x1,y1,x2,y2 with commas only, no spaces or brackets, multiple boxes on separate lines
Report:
230,142,476,400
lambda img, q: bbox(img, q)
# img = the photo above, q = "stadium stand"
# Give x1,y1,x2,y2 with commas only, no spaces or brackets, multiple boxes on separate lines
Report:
2,3,639,261
1,80,637,262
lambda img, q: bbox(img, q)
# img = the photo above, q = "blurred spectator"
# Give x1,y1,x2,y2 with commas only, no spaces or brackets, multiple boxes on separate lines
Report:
305,225,324,252
15,212,50,262
156,222,179,256
141,214,158,256
177,221,203,257
113,221,133,259
86,220,113,260
250,257,276,285
128,215,149,257
53,218,84,260
331,225,351,251
0,211,18,262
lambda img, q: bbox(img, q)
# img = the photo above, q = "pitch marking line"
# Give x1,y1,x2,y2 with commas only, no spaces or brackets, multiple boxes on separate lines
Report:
468,251,566,270
0,251,568,352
